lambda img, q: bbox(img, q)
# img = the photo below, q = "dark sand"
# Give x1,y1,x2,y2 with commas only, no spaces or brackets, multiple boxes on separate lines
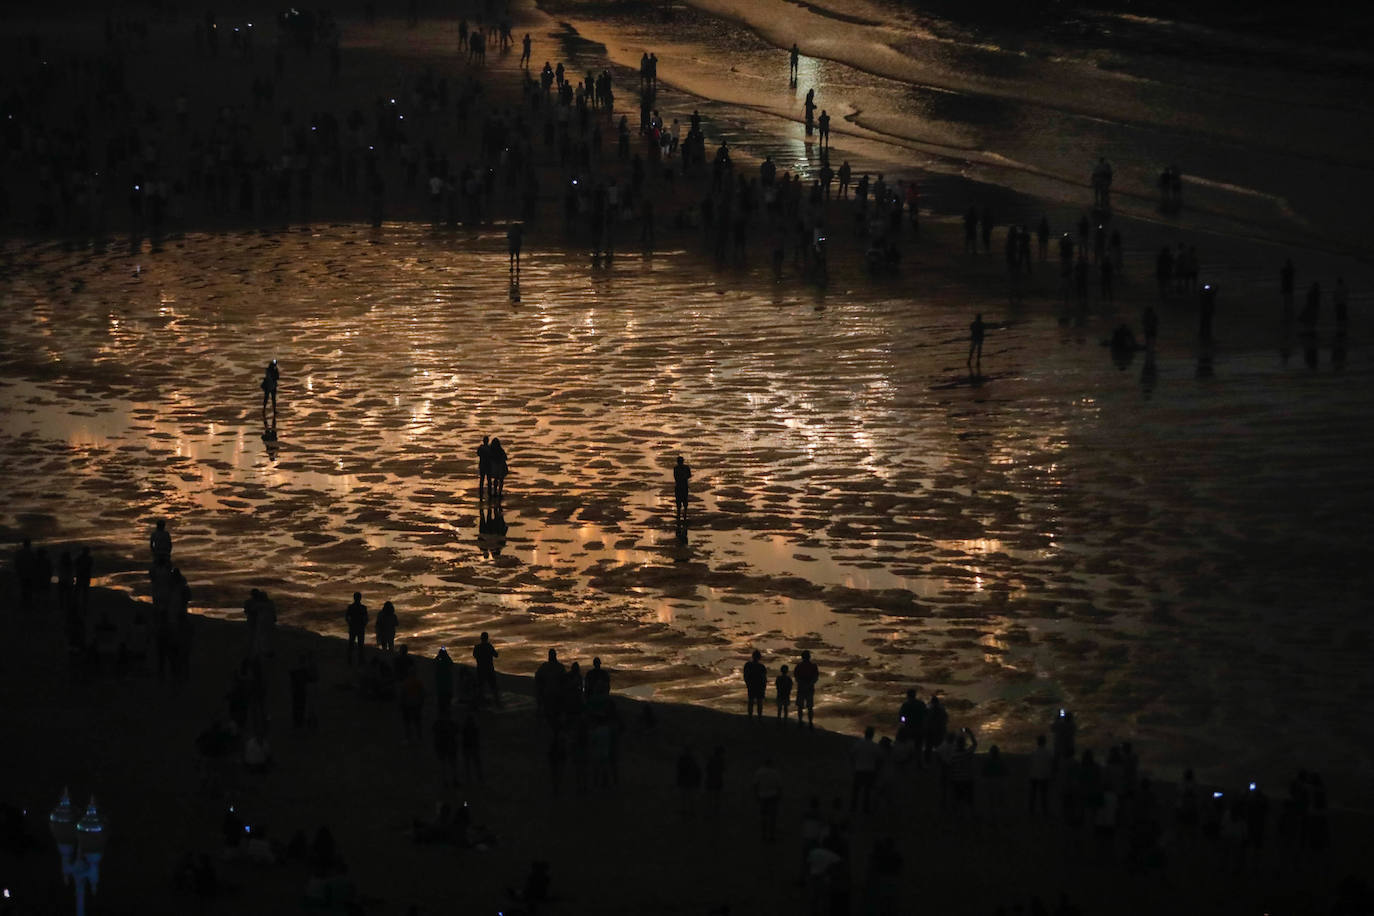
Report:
0,575,1365,915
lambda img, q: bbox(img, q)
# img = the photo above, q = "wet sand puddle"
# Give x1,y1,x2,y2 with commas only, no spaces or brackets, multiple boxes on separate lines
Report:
2,225,1372,797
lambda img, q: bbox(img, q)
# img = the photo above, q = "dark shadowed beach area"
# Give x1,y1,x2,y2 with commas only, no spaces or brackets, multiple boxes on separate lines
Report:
3,0,1373,912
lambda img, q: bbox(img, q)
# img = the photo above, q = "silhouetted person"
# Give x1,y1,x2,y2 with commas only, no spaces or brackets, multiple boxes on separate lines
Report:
585,656,610,696
743,649,767,718
1052,708,1076,762
473,631,501,704
789,44,800,83
260,359,279,417
535,648,566,721
375,600,397,651
968,313,986,369
507,221,523,273
434,647,454,715
899,688,926,743
818,110,830,148
476,435,491,494
150,519,173,564
794,650,819,729
345,592,368,664
1199,284,1217,342
488,437,509,500
775,665,793,722
673,455,691,516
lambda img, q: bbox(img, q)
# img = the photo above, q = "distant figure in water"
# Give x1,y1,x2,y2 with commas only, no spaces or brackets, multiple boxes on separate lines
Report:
476,435,491,494
803,89,816,136
487,437,509,500
967,313,986,370
260,359,279,418
673,455,691,516
507,221,523,273
789,43,799,84
817,110,830,149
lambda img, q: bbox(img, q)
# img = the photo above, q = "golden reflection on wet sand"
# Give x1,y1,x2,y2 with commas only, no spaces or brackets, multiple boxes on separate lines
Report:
2,225,1372,796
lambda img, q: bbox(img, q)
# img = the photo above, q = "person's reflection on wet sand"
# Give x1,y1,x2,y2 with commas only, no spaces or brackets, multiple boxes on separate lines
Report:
479,505,508,558
262,418,279,461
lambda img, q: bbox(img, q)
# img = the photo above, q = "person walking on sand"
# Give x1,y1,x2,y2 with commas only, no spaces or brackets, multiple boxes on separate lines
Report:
673,455,691,516
488,437,509,500
968,313,986,369
789,43,800,84
743,649,768,718
476,435,491,495
818,110,830,149
507,221,523,273
520,33,531,68
345,592,368,665
473,631,502,705
794,650,819,729
260,359,279,417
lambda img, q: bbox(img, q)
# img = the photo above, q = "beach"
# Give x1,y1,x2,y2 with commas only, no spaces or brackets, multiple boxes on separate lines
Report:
2,2,1374,905
0,578,1366,914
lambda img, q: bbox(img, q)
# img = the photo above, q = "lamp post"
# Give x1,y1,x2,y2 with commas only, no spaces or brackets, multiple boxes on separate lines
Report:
48,789,108,916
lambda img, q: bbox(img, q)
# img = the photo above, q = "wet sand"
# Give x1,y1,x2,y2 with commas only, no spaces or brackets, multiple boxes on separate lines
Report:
3,3,1374,809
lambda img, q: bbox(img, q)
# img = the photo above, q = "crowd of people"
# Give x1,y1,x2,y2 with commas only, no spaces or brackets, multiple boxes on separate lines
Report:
7,499,1359,915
